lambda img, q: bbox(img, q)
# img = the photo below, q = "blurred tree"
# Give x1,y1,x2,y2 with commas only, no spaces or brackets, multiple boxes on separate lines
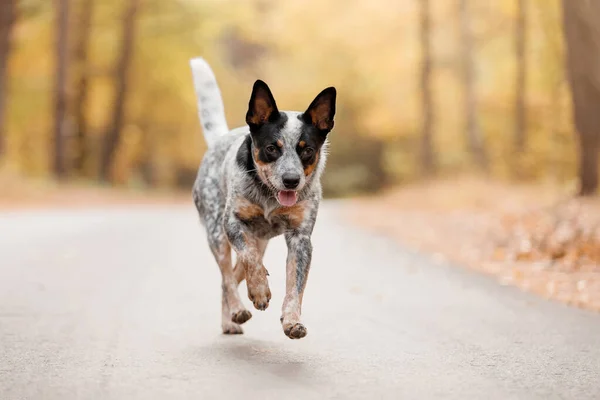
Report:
535,0,569,182
0,0,585,194
219,26,268,74
53,0,70,179
72,0,94,176
459,0,488,171
0,0,17,159
514,0,527,155
100,0,140,182
562,0,600,195
419,0,436,176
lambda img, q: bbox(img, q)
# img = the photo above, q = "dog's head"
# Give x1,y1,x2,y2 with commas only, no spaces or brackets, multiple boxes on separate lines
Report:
245,80,336,207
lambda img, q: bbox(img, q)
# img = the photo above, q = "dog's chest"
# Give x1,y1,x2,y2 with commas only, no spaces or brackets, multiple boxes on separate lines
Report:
234,201,306,239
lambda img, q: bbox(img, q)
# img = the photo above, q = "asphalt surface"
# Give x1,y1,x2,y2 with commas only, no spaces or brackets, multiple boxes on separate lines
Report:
1,203,599,400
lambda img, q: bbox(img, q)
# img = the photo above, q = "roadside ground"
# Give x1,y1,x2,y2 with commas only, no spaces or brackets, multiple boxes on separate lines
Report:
348,177,600,312
0,169,189,210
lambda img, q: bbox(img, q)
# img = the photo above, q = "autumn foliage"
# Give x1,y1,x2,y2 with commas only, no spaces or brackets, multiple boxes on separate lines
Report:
0,0,597,198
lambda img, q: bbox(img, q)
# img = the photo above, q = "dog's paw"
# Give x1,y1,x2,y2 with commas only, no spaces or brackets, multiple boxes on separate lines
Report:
222,321,244,335
231,309,252,325
247,284,271,310
283,322,307,339
246,268,271,311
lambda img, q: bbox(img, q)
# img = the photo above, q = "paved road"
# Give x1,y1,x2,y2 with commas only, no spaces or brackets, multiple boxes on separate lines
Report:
1,203,599,400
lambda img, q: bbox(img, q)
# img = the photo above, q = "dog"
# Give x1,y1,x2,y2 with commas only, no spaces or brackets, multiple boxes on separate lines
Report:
189,58,336,339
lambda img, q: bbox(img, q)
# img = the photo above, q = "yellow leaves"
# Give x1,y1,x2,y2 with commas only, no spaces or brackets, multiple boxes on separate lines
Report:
359,106,399,139
0,0,582,188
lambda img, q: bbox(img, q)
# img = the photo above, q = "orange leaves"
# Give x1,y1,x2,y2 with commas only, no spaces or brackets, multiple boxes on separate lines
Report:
494,200,600,271
348,178,600,312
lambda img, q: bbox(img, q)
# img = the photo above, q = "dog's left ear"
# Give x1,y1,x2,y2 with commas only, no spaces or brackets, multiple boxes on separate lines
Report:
302,87,336,132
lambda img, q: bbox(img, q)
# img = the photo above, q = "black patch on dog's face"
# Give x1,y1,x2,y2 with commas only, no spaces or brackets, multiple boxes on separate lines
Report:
251,114,288,165
236,134,274,198
248,118,292,193
296,120,326,172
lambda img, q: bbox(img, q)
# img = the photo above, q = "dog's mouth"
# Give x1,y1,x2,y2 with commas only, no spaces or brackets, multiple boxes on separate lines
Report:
277,190,297,207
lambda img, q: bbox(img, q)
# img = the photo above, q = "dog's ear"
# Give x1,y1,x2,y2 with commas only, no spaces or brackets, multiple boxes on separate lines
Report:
302,87,336,132
246,80,280,127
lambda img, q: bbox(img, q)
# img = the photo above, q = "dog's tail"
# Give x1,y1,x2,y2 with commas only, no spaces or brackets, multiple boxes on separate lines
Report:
190,57,229,146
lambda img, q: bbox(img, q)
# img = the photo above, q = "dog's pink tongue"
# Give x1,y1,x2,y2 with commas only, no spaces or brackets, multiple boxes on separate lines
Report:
277,190,297,207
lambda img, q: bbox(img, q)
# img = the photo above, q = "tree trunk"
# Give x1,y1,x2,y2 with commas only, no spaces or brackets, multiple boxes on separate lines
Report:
459,0,488,171
100,0,140,182
514,0,527,153
54,0,70,179
419,0,436,176
562,0,600,196
72,0,94,176
0,0,16,159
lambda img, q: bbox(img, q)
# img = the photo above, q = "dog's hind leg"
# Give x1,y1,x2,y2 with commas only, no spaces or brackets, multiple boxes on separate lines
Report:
196,185,252,334
210,238,252,334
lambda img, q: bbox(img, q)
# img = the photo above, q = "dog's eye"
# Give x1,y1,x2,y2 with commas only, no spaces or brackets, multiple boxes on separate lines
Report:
265,145,278,154
302,147,315,158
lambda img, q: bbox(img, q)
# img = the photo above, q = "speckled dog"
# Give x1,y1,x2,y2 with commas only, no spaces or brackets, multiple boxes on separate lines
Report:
189,58,336,339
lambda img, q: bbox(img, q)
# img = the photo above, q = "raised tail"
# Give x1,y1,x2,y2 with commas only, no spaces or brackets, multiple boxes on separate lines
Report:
189,57,229,146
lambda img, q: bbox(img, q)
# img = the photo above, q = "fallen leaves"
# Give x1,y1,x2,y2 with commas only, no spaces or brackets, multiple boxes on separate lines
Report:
348,179,600,312
493,200,600,271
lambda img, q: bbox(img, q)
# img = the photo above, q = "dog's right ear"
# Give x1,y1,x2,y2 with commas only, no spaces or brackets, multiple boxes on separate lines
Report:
302,87,336,133
246,80,280,128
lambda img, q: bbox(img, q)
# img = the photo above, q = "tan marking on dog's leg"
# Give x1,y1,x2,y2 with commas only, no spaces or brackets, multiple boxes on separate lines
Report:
281,236,310,339
212,241,252,332
281,258,305,339
233,260,245,284
238,234,271,311
233,239,267,284
256,239,269,263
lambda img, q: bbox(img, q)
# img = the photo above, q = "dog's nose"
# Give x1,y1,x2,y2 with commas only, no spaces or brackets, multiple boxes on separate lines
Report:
282,173,300,189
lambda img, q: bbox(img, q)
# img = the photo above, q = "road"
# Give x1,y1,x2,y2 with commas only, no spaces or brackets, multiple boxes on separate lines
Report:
1,203,599,400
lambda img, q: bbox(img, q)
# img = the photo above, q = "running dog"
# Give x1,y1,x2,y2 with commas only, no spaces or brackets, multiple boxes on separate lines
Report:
190,58,336,339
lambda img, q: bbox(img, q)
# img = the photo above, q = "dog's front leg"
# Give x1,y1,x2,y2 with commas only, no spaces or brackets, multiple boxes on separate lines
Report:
281,232,312,339
225,214,271,311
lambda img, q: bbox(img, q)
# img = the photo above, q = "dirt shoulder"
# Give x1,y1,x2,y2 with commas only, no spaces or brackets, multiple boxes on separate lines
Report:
347,178,600,312
0,172,190,210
